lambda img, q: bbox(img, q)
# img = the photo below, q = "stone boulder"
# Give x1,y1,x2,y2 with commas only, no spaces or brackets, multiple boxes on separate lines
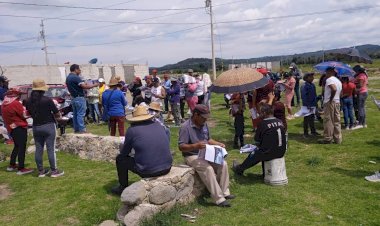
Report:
118,165,206,225
56,133,123,162
99,220,119,226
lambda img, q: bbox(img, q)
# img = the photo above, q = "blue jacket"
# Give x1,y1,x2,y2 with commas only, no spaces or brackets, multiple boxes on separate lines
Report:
102,89,127,117
167,83,180,104
301,82,317,108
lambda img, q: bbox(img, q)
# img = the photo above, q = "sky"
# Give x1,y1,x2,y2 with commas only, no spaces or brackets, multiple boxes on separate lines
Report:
0,0,380,67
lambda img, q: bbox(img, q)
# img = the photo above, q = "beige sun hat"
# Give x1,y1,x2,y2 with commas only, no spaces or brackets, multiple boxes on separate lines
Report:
108,77,121,87
148,102,163,112
128,105,154,122
32,78,49,91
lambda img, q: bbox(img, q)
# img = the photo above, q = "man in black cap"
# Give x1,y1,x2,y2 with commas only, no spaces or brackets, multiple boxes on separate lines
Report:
178,104,234,207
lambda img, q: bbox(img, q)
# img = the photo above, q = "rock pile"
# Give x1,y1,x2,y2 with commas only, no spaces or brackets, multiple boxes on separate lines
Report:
117,165,205,226
56,133,123,162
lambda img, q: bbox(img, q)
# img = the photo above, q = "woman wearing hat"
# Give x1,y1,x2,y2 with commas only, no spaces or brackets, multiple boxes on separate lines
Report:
2,88,34,175
102,77,127,136
25,79,64,177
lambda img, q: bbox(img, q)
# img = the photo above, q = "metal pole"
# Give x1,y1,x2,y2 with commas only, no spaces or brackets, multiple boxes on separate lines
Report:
206,0,216,81
40,20,49,65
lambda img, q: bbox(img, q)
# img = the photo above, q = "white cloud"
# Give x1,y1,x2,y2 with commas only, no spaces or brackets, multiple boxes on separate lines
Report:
0,0,379,66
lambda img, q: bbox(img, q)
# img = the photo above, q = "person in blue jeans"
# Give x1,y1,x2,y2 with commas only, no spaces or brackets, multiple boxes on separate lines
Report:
65,64,99,133
341,76,356,129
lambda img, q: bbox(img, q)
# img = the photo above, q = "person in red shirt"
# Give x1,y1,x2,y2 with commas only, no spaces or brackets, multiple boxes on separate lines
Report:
2,89,33,175
248,79,274,129
352,65,369,129
341,76,356,129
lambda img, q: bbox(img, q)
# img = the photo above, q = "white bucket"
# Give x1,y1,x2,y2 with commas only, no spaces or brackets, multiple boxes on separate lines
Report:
263,157,288,186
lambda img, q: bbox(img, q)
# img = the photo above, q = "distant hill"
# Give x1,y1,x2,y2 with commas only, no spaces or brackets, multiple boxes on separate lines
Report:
152,44,380,73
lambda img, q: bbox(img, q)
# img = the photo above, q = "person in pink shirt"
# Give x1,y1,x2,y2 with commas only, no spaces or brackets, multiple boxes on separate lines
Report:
278,72,296,119
352,65,368,129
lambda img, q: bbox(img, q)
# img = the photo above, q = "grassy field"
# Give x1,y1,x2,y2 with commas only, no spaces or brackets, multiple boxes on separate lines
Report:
1,65,380,226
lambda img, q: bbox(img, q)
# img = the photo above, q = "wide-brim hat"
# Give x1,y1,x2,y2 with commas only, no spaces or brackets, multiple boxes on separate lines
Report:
32,78,49,91
148,102,163,112
128,106,154,122
108,77,122,87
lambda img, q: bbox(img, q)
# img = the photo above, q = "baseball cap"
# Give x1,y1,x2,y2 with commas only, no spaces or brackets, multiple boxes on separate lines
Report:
193,104,210,119
188,69,193,73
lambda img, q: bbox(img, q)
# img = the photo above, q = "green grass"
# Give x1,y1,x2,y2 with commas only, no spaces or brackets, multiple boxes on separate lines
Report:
1,65,380,226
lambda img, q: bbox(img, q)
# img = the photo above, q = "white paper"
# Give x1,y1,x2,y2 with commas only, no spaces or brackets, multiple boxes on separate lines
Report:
239,144,258,154
294,106,316,117
202,144,228,165
182,74,196,84
249,108,259,119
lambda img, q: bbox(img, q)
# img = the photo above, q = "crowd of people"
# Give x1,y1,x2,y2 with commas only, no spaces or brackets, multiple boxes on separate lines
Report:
0,61,378,205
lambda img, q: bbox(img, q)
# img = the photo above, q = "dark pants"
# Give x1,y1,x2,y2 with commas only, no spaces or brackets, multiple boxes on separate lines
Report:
180,97,185,119
353,96,359,121
164,96,169,112
116,154,171,187
236,149,278,174
234,114,244,147
109,116,125,136
292,83,300,106
358,92,368,126
303,114,316,135
10,127,27,169
197,95,205,104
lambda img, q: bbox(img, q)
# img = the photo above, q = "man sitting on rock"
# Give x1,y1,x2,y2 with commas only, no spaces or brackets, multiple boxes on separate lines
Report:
232,103,287,175
112,106,173,195
178,104,234,207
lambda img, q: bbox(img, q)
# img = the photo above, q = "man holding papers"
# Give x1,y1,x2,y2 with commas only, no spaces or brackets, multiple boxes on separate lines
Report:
232,103,287,176
178,104,234,207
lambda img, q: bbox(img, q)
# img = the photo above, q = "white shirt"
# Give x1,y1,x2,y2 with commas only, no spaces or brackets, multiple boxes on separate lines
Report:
324,76,342,104
151,85,164,106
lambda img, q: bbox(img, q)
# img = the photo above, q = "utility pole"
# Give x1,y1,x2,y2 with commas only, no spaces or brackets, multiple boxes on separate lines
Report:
206,0,216,81
40,20,49,65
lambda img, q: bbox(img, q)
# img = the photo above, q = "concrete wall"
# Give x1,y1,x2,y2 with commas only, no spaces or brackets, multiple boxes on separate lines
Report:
228,61,281,72
4,64,149,87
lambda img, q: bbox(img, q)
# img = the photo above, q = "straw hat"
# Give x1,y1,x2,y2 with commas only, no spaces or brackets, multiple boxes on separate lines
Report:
128,105,154,122
148,102,163,112
32,78,48,91
108,77,121,87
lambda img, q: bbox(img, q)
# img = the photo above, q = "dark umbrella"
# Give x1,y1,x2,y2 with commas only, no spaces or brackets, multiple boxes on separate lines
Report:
327,47,372,64
209,68,269,93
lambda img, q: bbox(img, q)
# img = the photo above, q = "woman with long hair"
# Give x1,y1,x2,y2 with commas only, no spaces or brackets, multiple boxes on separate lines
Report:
26,79,64,178
2,88,33,175
352,65,369,129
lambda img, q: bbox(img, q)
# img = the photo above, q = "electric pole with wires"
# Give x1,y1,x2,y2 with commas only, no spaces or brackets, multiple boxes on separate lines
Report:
205,0,216,81
39,20,49,65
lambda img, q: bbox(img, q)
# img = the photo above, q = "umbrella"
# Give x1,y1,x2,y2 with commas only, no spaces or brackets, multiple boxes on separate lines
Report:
209,68,269,93
314,61,354,76
327,47,372,64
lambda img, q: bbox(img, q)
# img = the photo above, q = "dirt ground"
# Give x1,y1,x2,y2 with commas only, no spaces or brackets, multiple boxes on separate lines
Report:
0,184,13,201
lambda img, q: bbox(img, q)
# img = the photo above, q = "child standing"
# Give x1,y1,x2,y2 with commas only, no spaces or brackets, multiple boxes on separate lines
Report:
231,93,245,149
341,76,356,129
301,73,319,137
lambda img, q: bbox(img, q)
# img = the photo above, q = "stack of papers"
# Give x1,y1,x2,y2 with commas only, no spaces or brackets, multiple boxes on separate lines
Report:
199,144,228,165
294,106,316,117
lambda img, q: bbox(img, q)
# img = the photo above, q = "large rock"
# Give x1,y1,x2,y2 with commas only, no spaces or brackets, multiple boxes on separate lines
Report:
56,133,123,162
124,204,160,226
121,181,146,206
149,185,176,205
99,220,118,226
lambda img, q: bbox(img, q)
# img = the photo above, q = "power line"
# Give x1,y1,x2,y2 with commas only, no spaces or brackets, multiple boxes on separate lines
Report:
0,0,247,44
0,1,204,11
0,14,207,24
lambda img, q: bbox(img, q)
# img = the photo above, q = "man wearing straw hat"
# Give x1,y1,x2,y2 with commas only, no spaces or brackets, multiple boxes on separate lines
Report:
178,104,234,207
112,105,172,195
65,64,99,133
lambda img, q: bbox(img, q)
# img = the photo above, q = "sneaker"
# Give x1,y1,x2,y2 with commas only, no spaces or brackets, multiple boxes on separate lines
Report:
344,126,349,130
6,164,18,172
38,169,50,178
217,200,231,208
16,168,34,175
303,134,310,139
225,195,236,200
318,139,333,144
365,172,380,182
51,169,64,178
352,125,364,130
111,185,126,196
232,160,243,176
